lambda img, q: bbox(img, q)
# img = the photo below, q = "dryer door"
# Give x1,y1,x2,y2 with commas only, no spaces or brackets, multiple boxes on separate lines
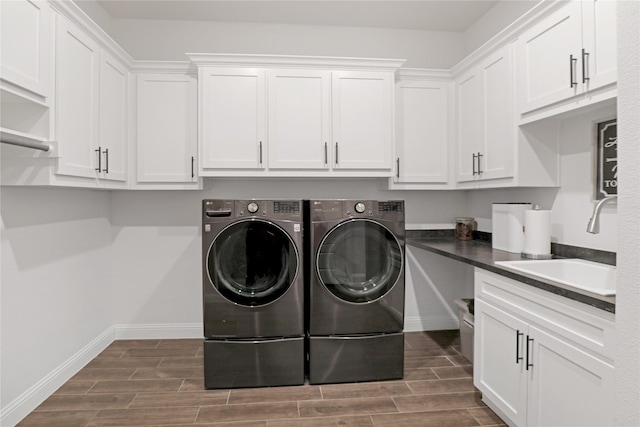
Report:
317,219,403,303
207,219,298,306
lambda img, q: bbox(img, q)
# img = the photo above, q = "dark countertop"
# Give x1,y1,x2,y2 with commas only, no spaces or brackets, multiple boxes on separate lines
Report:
407,237,615,314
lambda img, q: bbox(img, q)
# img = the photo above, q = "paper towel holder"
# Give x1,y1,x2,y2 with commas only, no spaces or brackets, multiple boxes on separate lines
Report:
521,205,553,259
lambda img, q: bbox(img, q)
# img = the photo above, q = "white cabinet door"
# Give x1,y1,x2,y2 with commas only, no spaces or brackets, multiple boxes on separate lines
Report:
331,71,393,170
98,50,127,182
394,80,449,184
474,299,529,427
137,74,198,183
0,0,52,98
455,69,482,182
527,325,614,427
267,69,331,170
581,0,617,91
55,14,100,179
517,1,583,113
480,46,514,181
199,68,265,170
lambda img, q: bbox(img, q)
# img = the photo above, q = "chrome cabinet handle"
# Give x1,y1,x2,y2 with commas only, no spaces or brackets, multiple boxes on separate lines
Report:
95,146,102,172
259,141,263,165
335,142,339,165
102,148,109,174
570,55,578,88
516,330,524,364
582,48,590,83
191,156,195,178
396,158,400,179
472,153,477,175
477,152,483,175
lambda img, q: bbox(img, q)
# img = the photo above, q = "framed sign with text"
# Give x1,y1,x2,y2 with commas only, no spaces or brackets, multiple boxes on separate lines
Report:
595,118,617,199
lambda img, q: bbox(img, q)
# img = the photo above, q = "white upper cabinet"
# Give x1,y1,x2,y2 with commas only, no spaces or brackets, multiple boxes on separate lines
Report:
455,45,514,184
55,14,100,179
55,13,128,184
267,69,331,170
391,73,450,188
331,71,393,171
136,73,198,185
199,67,266,170
517,0,616,118
189,55,402,177
98,50,127,182
0,0,52,99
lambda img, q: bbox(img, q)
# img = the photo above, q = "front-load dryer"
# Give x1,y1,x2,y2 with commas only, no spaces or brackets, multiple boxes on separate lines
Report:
202,199,304,388
306,200,405,384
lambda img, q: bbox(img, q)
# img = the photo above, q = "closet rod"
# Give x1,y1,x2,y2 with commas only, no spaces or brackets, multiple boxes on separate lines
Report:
1,139,51,152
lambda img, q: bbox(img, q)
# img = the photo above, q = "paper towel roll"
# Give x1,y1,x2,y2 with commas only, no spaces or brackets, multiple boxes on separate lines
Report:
523,209,551,256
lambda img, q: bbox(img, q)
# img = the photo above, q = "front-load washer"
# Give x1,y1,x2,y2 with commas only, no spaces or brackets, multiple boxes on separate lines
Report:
306,200,405,384
202,199,304,389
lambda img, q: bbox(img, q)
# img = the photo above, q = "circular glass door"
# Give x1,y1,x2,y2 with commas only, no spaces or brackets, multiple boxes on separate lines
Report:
207,219,298,306
316,219,403,303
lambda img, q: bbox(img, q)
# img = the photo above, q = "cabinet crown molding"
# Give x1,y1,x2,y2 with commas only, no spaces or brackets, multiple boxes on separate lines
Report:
186,53,405,71
396,68,452,81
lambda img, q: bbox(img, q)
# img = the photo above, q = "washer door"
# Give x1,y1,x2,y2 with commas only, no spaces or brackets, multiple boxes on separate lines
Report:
207,219,298,306
317,219,403,303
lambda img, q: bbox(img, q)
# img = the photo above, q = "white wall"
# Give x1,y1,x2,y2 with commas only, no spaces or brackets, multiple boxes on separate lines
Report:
463,0,540,56
0,187,113,425
614,1,640,424
110,18,464,69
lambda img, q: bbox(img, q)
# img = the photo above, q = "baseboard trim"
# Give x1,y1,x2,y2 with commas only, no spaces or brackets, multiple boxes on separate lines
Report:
0,326,115,427
114,323,202,339
404,316,459,332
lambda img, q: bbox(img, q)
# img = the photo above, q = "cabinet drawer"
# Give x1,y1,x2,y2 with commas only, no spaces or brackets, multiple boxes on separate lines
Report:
475,269,615,362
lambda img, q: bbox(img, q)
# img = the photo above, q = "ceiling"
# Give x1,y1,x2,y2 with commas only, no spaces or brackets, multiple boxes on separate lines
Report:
94,0,500,32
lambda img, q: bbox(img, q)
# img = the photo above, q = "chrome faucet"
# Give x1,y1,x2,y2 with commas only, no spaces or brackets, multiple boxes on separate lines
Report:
586,196,617,234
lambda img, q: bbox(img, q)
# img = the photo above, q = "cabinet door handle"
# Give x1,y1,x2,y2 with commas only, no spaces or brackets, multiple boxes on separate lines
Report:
516,330,524,364
477,152,483,175
102,148,109,174
569,55,578,88
472,153,477,175
191,156,195,178
259,141,263,165
582,48,590,83
95,146,102,172
324,142,328,165
526,336,534,370
335,142,339,165
396,157,400,178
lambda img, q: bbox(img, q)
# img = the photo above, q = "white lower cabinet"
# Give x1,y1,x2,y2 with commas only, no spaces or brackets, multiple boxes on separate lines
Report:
135,73,200,188
474,269,614,427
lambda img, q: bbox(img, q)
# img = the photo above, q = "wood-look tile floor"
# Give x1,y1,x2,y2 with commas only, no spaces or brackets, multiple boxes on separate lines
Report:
18,330,506,427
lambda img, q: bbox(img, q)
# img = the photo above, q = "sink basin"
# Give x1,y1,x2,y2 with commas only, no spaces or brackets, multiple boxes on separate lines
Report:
494,259,616,296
